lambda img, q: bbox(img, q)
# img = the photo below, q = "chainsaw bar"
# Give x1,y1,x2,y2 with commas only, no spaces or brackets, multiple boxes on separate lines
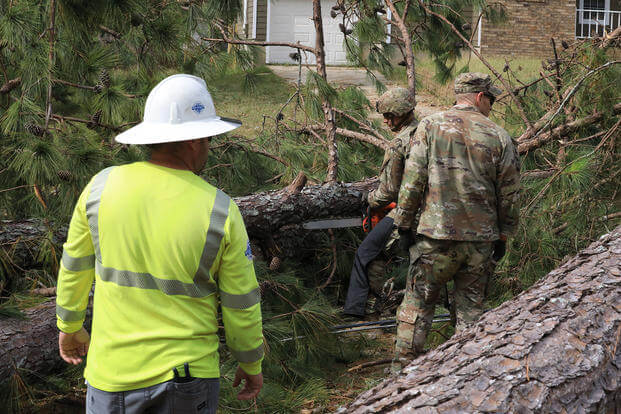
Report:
302,217,362,230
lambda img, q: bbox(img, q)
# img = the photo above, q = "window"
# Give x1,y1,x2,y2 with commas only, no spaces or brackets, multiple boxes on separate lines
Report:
578,0,610,25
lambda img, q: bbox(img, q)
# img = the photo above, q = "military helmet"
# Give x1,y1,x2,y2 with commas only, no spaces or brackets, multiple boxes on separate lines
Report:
375,87,415,117
454,72,502,97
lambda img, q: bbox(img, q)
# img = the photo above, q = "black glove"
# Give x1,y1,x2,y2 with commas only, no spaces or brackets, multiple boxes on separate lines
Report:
492,240,506,262
397,228,414,252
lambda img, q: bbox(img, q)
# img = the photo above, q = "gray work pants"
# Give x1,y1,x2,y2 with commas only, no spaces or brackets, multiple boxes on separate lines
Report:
86,378,219,414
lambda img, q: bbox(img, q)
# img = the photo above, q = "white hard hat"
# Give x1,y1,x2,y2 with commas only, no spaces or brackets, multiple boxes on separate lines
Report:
115,74,241,145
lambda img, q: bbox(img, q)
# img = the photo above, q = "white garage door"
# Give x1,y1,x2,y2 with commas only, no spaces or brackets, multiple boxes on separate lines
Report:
266,0,350,65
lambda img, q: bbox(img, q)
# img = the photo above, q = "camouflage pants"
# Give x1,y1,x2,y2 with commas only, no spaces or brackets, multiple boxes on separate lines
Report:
367,229,400,296
395,236,494,359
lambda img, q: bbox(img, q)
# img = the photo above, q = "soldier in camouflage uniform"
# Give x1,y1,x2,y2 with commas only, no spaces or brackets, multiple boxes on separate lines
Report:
391,73,520,366
344,88,418,317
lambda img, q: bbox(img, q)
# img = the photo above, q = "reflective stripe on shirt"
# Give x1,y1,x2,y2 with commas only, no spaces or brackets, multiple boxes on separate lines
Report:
56,303,86,322
61,251,95,272
230,343,264,363
219,287,261,309
85,167,231,299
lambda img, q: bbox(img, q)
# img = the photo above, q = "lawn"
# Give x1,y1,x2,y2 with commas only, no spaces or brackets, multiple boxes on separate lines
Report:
207,66,297,139
388,53,542,106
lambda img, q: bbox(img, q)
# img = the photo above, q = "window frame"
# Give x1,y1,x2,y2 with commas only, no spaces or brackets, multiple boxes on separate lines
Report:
578,0,611,25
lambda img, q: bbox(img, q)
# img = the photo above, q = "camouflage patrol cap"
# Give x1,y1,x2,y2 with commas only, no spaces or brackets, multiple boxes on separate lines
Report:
375,87,415,116
454,72,502,96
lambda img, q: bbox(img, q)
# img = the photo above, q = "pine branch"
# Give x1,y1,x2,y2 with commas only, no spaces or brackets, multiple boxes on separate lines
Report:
521,61,621,143
522,117,620,214
201,21,316,54
347,358,394,372
318,229,337,290
226,138,291,167
99,25,121,39
385,0,416,99
312,0,338,183
45,0,57,129
52,78,96,92
518,102,621,154
305,124,389,150
46,113,133,132
332,108,388,144
0,78,21,94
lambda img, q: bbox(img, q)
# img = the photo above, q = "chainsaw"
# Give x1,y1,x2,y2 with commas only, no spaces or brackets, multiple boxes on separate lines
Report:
302,202,396,232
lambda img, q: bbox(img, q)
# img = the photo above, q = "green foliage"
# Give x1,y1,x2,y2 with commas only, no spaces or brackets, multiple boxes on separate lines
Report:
487,44,621,304
215,263,367,413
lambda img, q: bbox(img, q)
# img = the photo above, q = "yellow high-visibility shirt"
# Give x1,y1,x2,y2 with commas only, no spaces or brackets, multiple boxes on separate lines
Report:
56,162,263,392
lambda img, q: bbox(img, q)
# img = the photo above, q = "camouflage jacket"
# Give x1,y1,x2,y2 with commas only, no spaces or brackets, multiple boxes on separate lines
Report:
368,119,418,218
393,104,520,241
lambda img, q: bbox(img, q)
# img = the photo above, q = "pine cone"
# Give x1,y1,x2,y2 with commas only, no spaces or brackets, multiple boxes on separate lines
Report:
87,109,102,129
93,83,103,94
57,170,73,181
25,122,46,137
98,69,111,89
269,257,282,271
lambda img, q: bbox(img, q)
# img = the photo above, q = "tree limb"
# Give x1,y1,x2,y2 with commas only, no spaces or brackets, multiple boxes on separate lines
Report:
0,77,21,94
521,61,620,143
517,102,620,154
306,124,389,150
201,36,316,54
385,0,416,100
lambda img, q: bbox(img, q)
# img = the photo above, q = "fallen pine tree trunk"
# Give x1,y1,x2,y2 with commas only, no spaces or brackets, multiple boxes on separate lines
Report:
0,300,92,386
337,225,621,413
0,178,377,293
1,227,619,397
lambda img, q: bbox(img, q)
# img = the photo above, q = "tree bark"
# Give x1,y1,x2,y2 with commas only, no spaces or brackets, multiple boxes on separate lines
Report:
313,0,338,183
385,0,416,101
0,179,378,288
338,225,621,413
0,300,92,386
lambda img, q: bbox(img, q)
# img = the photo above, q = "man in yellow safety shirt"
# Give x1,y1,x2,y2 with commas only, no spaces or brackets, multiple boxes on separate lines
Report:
56,74,264,413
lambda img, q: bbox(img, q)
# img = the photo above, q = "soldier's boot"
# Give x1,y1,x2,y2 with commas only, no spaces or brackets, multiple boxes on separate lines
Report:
391,321,420,374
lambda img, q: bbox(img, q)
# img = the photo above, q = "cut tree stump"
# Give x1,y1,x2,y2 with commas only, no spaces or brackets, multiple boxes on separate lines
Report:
337,225,621,413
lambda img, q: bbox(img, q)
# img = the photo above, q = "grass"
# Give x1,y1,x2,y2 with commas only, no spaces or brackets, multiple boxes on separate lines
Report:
208,66,298,139
388,53,542,106
385,53,544,134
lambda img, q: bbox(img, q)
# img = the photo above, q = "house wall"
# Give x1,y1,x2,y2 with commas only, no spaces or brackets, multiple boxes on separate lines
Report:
246,0,254,38
479,0,575,56
256,0,268,41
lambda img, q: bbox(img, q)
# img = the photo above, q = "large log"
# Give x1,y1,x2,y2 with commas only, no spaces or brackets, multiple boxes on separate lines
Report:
338,225,621,413
0,300,92,386
0,179,377,292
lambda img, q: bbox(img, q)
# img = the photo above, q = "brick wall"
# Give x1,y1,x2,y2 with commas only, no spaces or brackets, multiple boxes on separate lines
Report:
479,0,576,56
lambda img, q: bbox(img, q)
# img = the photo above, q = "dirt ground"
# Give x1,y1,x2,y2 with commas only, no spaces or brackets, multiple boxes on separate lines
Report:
268,65,446,120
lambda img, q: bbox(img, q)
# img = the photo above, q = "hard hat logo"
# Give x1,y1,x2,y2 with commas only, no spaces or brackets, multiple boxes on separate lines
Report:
114,74,242,145
192,102,205,114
